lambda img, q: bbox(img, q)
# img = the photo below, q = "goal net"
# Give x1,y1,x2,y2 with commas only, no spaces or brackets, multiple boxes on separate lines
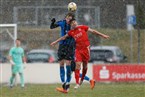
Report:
0,24,17,52
0,24,17,85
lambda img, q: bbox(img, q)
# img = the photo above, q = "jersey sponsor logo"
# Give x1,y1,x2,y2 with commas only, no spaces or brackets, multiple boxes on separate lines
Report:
78,28,81,31
74,32,82,40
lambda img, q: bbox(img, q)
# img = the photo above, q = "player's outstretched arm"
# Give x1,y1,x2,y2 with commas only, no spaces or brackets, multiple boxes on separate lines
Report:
88,28,110,39
50,34,69,46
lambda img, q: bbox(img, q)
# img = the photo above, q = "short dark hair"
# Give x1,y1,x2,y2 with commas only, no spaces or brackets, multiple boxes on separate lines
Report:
69,18,76,24
65,12,75,19
16,38,21,41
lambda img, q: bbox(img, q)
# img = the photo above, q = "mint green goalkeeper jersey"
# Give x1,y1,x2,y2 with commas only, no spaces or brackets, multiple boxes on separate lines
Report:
9,47,24,65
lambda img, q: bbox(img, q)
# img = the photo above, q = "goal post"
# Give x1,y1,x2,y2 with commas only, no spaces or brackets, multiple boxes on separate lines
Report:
0,24,17,46
0,24,18,86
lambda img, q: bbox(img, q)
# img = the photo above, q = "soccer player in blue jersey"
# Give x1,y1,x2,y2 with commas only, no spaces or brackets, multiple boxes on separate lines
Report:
8,39,26,88
50,13,95,93
50,13,75,91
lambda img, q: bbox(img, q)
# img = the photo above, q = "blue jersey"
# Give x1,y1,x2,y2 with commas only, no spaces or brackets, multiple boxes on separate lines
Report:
56,20,75,45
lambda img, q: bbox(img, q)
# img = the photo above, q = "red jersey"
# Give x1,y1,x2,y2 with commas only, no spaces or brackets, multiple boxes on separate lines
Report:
68,25,90,50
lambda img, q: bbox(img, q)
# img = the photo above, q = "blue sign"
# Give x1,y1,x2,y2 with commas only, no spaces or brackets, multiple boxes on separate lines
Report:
128,15,136,25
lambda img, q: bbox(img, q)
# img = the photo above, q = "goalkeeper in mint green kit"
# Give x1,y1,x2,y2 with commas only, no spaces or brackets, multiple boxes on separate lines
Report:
9,38,26,88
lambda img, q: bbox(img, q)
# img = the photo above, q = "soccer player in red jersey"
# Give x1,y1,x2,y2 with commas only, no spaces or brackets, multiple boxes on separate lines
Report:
51,18,109,89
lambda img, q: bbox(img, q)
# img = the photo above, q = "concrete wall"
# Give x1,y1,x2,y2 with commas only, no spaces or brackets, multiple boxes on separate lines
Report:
0,63,93,84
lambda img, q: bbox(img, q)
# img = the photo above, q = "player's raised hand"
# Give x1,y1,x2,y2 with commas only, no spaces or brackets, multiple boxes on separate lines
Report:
51,18,56,23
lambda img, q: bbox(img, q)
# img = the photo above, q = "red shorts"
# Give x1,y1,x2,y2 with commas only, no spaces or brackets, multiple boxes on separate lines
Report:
75,46,90,62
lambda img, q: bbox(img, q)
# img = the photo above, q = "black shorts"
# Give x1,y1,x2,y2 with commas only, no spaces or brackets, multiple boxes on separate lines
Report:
57,44,75,61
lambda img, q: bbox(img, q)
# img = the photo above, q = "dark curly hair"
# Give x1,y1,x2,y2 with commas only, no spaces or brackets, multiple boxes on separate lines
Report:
69,18,76,24
65,12,75,19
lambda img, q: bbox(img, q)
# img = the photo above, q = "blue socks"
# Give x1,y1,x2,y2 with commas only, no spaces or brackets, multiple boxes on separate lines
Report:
66,65,71,83
60,66,65,83
80,74,90,81
60,65,72,84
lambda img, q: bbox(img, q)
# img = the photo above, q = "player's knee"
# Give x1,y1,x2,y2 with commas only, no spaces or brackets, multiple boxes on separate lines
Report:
76,63,81,70
19,73,23,76
12,73,16,77
59,60,65,66
66,60,71,65
76,66,80,70
83,61,88,66
60,63,65,67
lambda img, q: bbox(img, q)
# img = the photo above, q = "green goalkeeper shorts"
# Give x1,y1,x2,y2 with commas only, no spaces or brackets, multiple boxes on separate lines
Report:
12,65,24,74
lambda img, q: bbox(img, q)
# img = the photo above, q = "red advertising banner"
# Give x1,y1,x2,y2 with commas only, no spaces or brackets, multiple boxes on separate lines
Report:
93,64,145,82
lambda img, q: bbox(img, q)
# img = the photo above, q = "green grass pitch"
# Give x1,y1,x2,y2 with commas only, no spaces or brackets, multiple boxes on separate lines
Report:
1,83,145,97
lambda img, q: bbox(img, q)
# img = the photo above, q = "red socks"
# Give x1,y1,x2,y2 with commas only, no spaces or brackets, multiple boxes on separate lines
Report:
75,68,88,84
81,68,88,81
75,69,80,84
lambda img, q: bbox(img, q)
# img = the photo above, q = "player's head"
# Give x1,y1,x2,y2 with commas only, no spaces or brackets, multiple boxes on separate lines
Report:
70,18,78,28
65,12,75,24
15,38,21,47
